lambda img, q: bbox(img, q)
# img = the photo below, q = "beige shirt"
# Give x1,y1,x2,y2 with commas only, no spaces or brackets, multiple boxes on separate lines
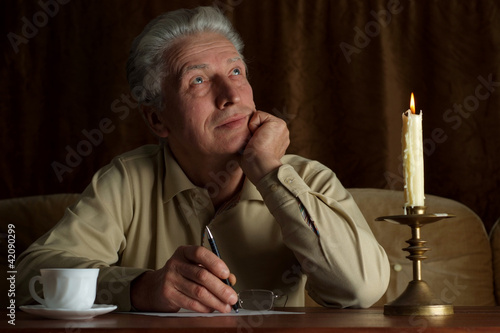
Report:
16,144,390,311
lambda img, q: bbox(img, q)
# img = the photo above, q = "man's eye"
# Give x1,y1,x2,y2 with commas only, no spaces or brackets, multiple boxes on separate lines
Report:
192,76,204,85
232,68,241,76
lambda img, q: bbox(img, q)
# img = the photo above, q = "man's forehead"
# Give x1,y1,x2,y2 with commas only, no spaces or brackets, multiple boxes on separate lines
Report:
165,33,243,76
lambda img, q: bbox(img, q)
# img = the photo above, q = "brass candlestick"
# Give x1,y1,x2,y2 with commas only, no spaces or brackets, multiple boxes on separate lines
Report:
376,206,455,316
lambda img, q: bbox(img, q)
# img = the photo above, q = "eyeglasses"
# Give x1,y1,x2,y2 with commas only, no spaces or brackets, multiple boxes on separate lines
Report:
237,289,287,311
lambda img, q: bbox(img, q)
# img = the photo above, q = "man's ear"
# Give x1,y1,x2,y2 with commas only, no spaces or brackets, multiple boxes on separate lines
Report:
141,105,169,138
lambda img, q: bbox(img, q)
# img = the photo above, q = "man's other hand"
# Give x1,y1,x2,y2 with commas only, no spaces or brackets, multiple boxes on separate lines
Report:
240,111,290,183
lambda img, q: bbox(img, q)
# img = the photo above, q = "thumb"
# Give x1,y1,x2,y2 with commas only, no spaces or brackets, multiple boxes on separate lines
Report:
229,273,237,286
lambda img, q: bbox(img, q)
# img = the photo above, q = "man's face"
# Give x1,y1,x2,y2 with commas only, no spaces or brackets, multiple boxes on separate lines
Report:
157,32,256,162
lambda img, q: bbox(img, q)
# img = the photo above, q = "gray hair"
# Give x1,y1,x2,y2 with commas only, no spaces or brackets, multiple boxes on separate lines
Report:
126,6,244,108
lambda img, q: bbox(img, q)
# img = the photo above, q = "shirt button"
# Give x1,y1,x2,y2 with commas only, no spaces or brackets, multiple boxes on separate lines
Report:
285,177,294,184
270,184,278,192
393,264,402,272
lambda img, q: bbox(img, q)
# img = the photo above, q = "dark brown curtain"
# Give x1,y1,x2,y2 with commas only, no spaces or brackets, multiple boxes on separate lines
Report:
2,0,499,230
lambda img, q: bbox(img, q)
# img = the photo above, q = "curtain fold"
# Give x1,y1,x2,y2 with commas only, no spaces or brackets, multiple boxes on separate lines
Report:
1,0,499,230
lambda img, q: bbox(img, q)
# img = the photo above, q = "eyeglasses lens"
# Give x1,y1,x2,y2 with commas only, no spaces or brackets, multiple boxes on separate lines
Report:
238,290,274,311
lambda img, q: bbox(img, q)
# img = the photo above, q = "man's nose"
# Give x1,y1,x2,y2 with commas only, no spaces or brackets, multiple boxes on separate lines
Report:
215,77,241,110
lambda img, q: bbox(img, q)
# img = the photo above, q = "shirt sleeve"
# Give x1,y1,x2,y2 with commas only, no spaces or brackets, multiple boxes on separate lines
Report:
256,162,390,308
15,160,149,311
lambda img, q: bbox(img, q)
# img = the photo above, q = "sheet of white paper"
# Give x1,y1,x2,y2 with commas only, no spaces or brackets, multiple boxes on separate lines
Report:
123,308,303,317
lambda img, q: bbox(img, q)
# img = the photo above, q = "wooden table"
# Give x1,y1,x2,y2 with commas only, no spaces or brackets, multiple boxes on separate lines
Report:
2,307,500,332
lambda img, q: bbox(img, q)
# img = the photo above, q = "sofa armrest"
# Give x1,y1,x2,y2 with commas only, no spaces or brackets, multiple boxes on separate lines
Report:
0,193,80,308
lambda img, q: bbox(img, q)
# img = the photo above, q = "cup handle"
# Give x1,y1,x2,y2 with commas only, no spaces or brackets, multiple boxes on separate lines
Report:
29,275,46,307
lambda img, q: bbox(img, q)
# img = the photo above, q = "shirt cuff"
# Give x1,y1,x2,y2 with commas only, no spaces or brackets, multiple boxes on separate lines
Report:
96,267,150,311
256,164,311,212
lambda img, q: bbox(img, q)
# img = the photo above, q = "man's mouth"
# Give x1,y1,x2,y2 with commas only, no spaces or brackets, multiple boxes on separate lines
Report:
217,114,250,129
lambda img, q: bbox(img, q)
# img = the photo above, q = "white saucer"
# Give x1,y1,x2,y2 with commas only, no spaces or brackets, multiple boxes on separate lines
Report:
20,304,117,320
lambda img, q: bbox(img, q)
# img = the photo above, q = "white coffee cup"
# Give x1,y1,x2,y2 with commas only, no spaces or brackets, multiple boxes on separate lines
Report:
29,268,99,310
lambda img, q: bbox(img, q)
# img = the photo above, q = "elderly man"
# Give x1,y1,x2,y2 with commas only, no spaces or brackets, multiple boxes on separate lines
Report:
17,6,389,313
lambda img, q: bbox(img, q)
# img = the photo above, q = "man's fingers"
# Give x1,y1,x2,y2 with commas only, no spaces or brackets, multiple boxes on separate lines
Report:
247,111,274,133
240,110,290,183
180,245,230,280
172,274,233,313
247,111,262,133
161,285,215,313
175,246,238,309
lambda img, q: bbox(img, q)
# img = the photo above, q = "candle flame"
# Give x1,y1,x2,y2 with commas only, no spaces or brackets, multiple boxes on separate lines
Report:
410,93,415,114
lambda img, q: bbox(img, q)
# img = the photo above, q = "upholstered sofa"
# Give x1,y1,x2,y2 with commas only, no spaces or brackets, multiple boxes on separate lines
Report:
1,189,497,309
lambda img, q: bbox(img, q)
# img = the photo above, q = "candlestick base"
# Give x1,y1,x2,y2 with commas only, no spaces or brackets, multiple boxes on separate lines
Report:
383,280,454,316
376,209,455,316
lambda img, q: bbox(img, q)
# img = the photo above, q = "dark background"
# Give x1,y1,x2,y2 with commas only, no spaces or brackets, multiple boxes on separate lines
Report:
1,0,499,230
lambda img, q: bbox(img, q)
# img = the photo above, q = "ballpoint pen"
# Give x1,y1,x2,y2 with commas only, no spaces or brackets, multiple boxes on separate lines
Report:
205,225,239,313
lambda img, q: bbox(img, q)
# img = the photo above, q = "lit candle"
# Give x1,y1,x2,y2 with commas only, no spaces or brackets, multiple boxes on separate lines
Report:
402,93,425,208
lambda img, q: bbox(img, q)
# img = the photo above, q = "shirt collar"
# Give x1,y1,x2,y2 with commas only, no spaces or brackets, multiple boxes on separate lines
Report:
162,143,263,204
162,144,198,203
240,176,264,201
